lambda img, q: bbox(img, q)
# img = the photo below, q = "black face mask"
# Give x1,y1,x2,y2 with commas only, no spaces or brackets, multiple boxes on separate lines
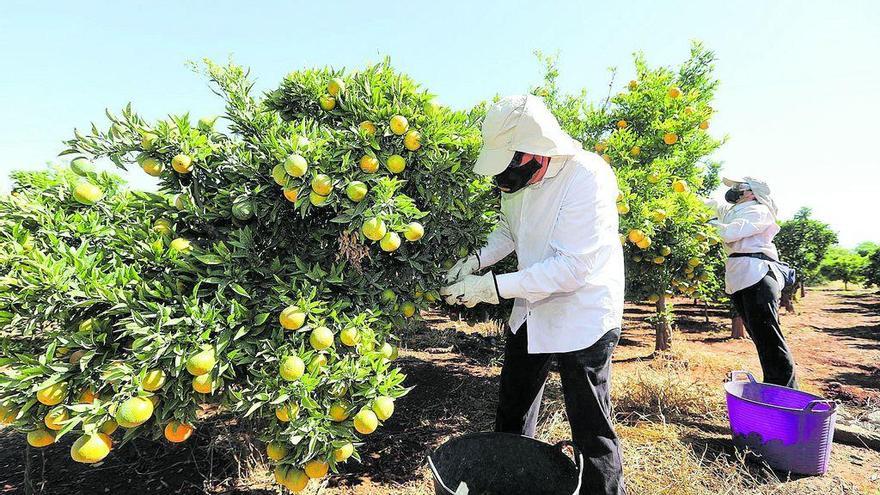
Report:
725,188,745,204
494,152,542,194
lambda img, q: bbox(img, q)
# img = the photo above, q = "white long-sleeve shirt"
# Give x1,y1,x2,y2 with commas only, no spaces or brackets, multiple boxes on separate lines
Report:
477,150,624,354
709,199,783,294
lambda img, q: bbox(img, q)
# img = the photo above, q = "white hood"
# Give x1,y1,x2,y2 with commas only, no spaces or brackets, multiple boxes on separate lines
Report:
723,176,779,218
473,94,582,176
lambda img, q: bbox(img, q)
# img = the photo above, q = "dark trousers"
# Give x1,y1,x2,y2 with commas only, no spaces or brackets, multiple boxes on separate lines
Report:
730,271,798,389
495,324,625,495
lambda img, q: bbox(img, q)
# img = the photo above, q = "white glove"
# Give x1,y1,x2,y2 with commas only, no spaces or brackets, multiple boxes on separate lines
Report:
445,255,480,284
440,272,500,308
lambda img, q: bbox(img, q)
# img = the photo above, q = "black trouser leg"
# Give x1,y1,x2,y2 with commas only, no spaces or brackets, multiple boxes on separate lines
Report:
495,325,625,495
558,327,625,495
731,272,797,388
495,325,553,436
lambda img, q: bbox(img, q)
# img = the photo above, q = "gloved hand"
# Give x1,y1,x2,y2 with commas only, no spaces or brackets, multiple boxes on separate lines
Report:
445,255,480,284
440,272,500,308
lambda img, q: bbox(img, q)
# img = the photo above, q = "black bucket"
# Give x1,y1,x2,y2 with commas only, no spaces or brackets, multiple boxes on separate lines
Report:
428,433,583,495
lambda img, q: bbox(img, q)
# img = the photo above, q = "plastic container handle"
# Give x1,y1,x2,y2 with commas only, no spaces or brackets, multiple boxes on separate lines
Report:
427,455,455,495
727,370,756,383
804,399,837,413
554,440,584,495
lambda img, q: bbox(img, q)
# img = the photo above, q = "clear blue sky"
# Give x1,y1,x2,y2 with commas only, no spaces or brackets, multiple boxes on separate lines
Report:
2,1,877,246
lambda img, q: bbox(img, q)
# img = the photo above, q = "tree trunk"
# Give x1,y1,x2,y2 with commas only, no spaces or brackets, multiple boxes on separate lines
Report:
800,281,805,298
731,316,747,339
654,294,672,352
844,279,849,291
703,300,709,323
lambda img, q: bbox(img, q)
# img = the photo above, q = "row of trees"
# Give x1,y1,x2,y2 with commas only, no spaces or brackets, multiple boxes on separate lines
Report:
9,42,861,490
776,207,879,293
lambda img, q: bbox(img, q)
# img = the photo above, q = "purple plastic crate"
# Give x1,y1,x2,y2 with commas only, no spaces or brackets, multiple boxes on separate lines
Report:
724,370,837,475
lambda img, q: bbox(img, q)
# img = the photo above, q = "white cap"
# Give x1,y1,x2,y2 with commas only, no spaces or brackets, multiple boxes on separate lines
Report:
473,94,581,176
723,176,778,218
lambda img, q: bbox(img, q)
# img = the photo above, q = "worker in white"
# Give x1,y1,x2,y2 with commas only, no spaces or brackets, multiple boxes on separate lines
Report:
441,95,625,494
707,177,797,388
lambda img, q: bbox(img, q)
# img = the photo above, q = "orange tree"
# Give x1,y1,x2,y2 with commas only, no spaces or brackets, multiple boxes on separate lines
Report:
533,43,725,351
0,60,497,491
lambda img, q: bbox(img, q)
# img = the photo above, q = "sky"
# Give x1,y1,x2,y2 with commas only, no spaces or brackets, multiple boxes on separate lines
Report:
1,0,878,246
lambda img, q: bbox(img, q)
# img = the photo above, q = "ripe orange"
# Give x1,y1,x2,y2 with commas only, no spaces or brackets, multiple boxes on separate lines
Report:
345,181,368,202
275,403,299,423
334,442,354,462
358,121,377,136
171,154,193,174
403,130,422,151
602,154,611,164
627,229,645,244
359,155,379,173
339,327,359,347
186,347,216,376
142,369,166,392
327,78,345,96
361,218,387,241
70,433,112,464
36,382,68,406
329,401,351,422
663,133,678,145
164,421,193,443
672,180,688,193
192,374,216,394
311,174,333,196
617,120,628,129
169,237,193,254
272,164,288,186
403,222,424,241
389,115,408,135
279,355,305,381
594,142,607,153
0,403,17,424
699,120,710,130
27,428,56,448
380,232,401,252
284,154,308,177
310,327,334,351
617,203,630,215
353,409,378,434
73,182,104,205
279,305,306,330
385,154,406,174
267,441,288,461
668,86,682,98
636,237,652,249
319,94,336,111
401,301,416,318
283,188,299,203
115,396,154,428
44,406,68,431
372,396,395,421
628,80,638,90
142,157,164,177
304,459,329,479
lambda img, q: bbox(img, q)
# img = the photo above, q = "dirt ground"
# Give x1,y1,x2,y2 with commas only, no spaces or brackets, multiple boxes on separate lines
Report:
1,287,878,494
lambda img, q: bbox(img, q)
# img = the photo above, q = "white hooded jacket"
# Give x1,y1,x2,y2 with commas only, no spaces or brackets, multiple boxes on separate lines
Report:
474,95,624,353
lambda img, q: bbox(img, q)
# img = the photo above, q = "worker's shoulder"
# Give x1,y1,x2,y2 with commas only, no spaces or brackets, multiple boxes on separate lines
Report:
564,150,616,183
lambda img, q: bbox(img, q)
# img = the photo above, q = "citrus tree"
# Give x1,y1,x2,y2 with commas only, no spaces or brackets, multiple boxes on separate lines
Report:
776,207,838,299
0,60,497,492
820,246,868,290
532,43,725,351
